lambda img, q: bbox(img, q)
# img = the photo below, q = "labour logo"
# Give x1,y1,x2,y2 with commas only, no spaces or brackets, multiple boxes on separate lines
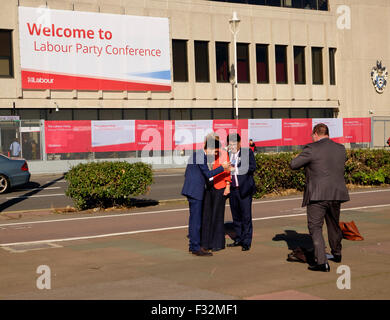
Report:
371,60,388,94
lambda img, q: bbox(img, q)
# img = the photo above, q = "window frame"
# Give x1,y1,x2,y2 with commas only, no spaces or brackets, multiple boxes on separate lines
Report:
311,46,324,85
194,40,210,83
256,44,270,84
0,29,14,78
172,39,189,83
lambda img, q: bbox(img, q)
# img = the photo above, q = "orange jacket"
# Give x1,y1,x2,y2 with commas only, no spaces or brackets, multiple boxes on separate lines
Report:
212,151,231,189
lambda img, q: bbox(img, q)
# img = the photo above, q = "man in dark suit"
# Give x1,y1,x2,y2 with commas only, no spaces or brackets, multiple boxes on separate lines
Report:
290,123,350,272
226,133,257,251
181,137,230,256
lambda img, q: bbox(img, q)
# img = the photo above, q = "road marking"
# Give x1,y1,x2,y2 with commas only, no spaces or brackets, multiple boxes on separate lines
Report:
0,208,189,227
13,187,61,192
0,203,389,247
6,193,65,200
1,188,390,226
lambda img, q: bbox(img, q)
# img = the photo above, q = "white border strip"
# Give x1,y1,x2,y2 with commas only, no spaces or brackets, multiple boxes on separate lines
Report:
1,204,389,247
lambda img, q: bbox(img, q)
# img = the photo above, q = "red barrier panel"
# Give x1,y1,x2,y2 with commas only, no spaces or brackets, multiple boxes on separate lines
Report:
44,118,372,154
45,120,91,154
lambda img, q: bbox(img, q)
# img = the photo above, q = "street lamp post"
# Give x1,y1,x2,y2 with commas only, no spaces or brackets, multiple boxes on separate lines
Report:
229,11,240,119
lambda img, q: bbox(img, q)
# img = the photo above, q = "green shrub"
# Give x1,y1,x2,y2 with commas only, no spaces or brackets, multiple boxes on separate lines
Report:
254,149,390,198
254,152,305,198
65,161,153,210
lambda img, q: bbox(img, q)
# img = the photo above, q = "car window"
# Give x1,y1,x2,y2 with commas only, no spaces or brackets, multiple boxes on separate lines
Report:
0,154,9,161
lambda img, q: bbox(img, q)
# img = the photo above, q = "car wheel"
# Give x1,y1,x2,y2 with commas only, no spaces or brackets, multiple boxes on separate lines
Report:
0,174,9,194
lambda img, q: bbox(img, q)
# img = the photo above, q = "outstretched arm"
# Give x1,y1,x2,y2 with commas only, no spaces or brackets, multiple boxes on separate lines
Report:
198,163,225,179
290,145,312,170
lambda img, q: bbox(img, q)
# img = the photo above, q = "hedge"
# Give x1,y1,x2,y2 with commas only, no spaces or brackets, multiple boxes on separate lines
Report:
65,161,153,210
254,149,390,198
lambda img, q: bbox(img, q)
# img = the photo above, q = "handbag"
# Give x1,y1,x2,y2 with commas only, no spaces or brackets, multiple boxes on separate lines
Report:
339,221,364,241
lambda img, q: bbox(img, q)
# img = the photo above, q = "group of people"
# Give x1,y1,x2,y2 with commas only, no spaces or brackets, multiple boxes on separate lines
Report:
181,123,350,273
181,133,256,256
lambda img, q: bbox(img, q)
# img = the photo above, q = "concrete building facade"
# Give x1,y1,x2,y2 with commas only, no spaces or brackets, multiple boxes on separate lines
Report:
0,0,389,121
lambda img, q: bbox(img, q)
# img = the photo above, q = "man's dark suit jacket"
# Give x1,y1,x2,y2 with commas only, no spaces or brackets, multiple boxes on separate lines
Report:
230,148,257,198
290,138,350,207
181,151,225,201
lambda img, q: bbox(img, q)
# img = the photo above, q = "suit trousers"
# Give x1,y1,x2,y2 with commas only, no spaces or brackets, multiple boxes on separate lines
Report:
229,188,253,247
307,201,343,265
187,196,203,252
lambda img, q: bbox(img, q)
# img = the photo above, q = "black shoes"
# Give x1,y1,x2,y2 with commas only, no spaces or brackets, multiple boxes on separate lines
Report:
329,255,342,263
191,248,213,257
308,263,330,272
227,241,242,248
227,241,251,251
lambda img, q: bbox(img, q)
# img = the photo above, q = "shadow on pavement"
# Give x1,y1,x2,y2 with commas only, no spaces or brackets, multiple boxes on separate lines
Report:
272,229,313,250
273,230,316,265
0,175,65,213
224,221,236,241
129,198,159,208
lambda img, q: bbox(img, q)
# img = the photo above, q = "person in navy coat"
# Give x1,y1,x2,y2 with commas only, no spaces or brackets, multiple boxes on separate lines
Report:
181,136,231,256
226,133,257,251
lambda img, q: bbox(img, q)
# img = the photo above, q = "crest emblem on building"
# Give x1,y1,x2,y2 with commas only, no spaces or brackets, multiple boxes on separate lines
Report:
371,60,388,94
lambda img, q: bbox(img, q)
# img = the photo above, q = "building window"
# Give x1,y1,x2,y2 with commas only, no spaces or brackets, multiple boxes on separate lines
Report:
312,47,323,85
194,41,210,83
191,108,212,120
172,40,188,82
0,30,13,78
256,44,269,83
291,108,308,118
329,48,336,85
237,43,250,83
208,0,329,11
213,108,233,119
170,109,191,120
293,46,306,84
216,42,230,83
303,0,317,9
275,45,288,84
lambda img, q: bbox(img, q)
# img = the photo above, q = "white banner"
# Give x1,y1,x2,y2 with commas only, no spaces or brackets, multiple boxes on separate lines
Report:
91,120,135,147
174,120,214,146
18,6,171,91
312,118,343,138
248,119,282,142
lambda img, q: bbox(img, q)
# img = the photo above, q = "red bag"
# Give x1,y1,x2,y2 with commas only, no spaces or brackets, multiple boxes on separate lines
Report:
339,221,364,241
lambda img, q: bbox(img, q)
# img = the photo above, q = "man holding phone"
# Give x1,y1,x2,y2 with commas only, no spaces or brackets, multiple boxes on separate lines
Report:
226,133,257,251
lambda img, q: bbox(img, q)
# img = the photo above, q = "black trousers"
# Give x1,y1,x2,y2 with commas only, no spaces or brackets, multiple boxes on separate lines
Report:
307,201,343,265
229,187,253,247
201,187,227,250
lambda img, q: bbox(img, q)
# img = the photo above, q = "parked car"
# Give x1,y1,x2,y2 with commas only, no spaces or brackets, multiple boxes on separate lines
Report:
0,154,30,194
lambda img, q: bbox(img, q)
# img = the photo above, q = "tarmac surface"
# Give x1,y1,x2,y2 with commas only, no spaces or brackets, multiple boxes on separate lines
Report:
1,186,390,300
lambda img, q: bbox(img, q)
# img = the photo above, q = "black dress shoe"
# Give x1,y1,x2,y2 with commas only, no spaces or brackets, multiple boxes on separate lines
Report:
241,245,250,251
212,247,225,252
329,255,342,263
308,263,330,272
227,241,242,247
192,250,213,256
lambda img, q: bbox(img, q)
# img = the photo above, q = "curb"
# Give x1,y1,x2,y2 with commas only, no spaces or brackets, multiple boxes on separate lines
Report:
0,198,188,220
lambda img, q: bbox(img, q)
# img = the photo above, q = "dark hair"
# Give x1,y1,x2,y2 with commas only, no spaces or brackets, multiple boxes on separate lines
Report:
227,133,241,144
312,123,329,136
204,137,220,150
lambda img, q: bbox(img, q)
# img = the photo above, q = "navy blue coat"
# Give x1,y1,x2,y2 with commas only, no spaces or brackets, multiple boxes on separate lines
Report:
229,148,257,198
181,151,225,201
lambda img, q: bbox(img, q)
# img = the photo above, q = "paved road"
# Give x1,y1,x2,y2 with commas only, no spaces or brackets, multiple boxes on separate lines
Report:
0,170,185,213
1,187,390,300
1,188,390,246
